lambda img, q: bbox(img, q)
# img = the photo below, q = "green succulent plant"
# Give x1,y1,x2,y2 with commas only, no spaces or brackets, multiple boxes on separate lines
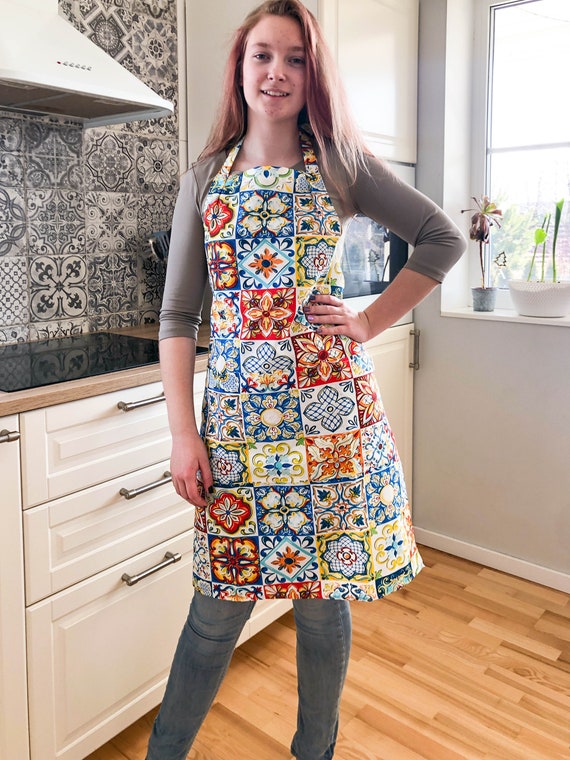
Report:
527,198,565,283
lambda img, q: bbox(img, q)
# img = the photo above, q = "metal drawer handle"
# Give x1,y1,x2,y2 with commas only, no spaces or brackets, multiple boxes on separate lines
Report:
409,329,421,371
117,393,165,412
0,428,20,444
122,551,181,586
120,471,172,500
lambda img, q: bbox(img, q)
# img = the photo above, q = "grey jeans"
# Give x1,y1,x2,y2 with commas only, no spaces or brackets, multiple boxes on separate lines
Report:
146,592,352,760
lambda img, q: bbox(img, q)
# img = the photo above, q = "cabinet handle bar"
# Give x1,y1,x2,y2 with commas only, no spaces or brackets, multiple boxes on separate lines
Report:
409,329,421,371
117,393,165,412
122,551,181,586
120,471,172,500
0,428,20,444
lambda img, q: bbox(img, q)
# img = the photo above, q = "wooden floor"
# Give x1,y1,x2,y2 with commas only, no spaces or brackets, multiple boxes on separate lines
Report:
86,546,570,760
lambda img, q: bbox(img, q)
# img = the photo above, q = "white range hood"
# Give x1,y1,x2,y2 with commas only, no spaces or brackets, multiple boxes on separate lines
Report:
0,0,173,128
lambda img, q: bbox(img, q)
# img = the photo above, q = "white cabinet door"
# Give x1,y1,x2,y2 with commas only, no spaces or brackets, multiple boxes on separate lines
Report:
0,417,29,760
26,532,194,760
319,0,418,163
366,323,415,499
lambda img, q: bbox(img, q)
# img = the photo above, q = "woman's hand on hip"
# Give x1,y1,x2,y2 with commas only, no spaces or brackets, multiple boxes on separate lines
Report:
303,294,372,343
169,432,213,507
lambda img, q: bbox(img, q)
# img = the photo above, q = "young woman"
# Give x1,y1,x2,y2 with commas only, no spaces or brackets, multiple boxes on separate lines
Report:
147,2,465,758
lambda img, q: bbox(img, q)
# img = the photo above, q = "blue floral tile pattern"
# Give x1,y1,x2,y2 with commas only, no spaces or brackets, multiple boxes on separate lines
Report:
300,382,358,435
204,391,244,442
255,485,313,536
196,132,423,602
240,340,296,392
312,479,368,534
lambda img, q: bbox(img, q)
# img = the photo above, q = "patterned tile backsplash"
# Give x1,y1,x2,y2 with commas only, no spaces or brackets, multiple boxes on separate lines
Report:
0,0,178,344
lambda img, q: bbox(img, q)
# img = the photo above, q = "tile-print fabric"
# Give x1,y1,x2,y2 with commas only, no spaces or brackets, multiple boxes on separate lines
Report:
195,132,423,602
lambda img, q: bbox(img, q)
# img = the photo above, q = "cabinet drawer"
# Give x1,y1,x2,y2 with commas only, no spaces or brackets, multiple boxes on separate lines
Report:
21,375,206,507
24,461,194,604
26,531,194,760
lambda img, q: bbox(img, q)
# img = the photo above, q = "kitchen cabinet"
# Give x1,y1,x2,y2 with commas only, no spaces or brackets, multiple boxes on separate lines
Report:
27,532,195,760
20,383,197,759
7,372,291,760
366,322,416,501
318,0,419,163
0,416,30,760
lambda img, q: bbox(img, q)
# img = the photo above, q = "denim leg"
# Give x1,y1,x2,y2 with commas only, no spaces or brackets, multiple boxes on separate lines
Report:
290,599,352,760
146,592,254,760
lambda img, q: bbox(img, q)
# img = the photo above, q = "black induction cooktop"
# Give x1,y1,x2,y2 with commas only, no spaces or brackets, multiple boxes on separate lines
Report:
0,333,209,394
0,332,162,392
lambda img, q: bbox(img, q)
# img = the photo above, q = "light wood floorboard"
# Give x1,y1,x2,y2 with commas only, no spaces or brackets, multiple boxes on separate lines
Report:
85,546,570,760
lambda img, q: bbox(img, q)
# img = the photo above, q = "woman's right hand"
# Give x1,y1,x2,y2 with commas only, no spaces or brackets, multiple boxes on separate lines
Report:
169,432,213,507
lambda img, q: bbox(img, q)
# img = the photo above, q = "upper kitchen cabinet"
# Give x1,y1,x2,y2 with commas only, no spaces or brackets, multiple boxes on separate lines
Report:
183,0,318,163
319,0,418,164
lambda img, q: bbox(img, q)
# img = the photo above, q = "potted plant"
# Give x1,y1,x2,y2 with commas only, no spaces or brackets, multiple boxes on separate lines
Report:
462,195,503,312
508,198,570,318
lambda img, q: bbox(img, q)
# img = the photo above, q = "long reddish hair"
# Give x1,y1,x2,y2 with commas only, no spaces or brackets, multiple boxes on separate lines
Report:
199,0,370,190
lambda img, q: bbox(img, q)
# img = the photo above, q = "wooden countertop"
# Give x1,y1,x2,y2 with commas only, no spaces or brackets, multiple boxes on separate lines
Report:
0,326,210,417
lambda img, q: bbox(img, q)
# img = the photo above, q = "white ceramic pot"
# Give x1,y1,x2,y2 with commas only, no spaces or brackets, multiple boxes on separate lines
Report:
508,280,570,318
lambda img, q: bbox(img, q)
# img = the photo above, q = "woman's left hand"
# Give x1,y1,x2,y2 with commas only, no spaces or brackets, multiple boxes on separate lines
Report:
303,294,372,343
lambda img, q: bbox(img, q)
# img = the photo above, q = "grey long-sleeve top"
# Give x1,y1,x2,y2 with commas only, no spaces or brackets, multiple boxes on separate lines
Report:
159,148,466,341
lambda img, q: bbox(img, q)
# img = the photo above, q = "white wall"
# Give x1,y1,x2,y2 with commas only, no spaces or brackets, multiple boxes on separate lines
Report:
413,0,570,583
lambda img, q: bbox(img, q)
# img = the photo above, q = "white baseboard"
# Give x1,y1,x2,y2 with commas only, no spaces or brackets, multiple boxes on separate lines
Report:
414,528,570,594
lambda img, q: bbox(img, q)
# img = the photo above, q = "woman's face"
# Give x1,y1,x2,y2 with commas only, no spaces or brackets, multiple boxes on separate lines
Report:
241,14,307,129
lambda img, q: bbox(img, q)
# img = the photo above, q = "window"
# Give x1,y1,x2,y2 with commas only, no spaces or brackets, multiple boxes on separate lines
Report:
479,0,570,290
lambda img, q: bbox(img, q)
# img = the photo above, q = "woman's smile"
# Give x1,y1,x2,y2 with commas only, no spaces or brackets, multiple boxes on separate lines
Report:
241,14,306,126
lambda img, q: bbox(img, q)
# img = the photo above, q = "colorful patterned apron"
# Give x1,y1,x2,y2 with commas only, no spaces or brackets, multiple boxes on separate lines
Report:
194,131,423,601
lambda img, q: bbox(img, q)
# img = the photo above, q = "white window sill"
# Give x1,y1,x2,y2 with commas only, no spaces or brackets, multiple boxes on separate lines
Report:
441,306,570,328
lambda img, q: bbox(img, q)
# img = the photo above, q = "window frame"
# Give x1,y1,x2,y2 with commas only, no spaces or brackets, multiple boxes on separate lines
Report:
469,0,570,311
471,0,512,310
